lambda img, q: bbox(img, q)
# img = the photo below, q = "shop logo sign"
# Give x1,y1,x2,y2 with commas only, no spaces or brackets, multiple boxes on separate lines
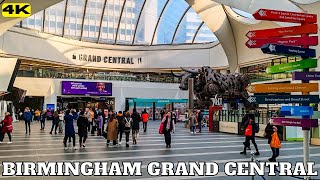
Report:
2,3,31,17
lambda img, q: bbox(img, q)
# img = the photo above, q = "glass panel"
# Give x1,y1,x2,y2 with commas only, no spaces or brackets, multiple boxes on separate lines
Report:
134,0,167,45
194,23,217,43
82,0,105,42
44,1,66,36
22,10,44,31
64,0,86,40
116,0,145,44
173,9,201,44
154,0,188,45
100,0,125,44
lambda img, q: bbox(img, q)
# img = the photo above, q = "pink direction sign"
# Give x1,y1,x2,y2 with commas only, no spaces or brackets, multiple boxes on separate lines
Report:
271,117,318,128
246,36,318,48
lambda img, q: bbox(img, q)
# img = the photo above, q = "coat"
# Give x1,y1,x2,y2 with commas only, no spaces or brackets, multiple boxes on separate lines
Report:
1,115,13,134
116,114,125,129
189,114,196,126
64,114,77,136
131,112,141,130
265,123,282,144
162,116,174,133
77,116,89,137
23,111,32,122
106,119,118,140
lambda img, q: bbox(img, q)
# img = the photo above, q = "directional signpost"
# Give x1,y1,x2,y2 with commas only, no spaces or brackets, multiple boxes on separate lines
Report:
253,9,317,23
246,24,318,39
265,58,317,74
270,118,318,128
280,106,314,116
246,83,318,93
261,44,316,57
246,36,318,48
293,72,320,81
247,95,319,104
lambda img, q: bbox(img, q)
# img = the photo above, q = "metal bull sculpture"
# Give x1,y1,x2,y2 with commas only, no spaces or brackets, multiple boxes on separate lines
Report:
172,66,251,108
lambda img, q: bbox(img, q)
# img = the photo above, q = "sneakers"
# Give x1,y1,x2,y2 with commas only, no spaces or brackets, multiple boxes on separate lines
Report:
73,147,78,150
83,144,86,148
64,147,68,150
119,141,122,145
254,152,260,156
0,141,3,144
240,151,247,155
7,142,12,144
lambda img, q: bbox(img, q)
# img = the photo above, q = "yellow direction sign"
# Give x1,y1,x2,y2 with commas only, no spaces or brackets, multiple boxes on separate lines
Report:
246,83,318,93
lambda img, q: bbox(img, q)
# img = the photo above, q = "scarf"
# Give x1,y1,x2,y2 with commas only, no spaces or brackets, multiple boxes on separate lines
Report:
166,117,171,131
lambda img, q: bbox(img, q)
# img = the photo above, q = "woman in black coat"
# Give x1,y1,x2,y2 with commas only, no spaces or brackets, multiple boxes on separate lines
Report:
77,111,89,149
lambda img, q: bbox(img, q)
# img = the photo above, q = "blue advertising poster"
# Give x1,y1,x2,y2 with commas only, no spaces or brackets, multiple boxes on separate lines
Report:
46,104,55,111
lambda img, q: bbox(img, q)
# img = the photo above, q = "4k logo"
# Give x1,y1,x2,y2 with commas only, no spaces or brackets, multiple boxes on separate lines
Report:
2,3,31,17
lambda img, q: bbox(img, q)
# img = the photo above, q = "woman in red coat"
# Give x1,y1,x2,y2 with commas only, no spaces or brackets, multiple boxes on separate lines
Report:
0,112,13,144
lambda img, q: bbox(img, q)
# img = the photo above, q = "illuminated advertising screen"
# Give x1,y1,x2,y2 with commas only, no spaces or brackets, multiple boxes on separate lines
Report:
61,81,112,96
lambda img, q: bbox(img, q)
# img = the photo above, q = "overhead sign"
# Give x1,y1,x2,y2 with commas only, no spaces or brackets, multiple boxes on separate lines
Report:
247,95,319,104
246,24,318,39
253,9,317,23
271,117,318,128
280,106,314,116
246,83,318,93
246,36,318,48
261,44,316,57
265,59,317,74
61,81,112,96
292,72,320,81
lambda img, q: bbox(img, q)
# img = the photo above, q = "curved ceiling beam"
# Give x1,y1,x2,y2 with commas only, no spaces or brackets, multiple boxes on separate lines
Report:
290,0,320,4
80,0,89,41
62,0,69,37
132,0,148,45
114,0,128,45
191,22,204,43
97,0,108,43
151,0,170,45
171,6,191,44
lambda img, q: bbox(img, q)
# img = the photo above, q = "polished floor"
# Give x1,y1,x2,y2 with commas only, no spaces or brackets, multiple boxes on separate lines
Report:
0,120,319,179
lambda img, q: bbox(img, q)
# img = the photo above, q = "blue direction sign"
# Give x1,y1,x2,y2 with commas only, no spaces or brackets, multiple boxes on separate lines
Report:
280,106,314,116
261,44,316,57
247,95,319,104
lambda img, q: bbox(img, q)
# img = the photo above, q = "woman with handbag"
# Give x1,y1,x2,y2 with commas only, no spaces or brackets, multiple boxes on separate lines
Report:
0,112,13,144
161,112,175,148
240,118,260,155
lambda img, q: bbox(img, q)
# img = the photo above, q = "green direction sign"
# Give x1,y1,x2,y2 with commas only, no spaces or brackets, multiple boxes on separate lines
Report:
266,59,317,74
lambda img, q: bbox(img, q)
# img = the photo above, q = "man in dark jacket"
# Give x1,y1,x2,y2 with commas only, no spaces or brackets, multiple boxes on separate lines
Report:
23,107,32,135
240,118,260,155
116,111,125,145
131,109,141,145
197,110,204,133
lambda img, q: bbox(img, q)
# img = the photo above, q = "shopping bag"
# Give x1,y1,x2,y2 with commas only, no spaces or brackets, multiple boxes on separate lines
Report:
270,132,282,148
244,125,252,136
159,122,164,134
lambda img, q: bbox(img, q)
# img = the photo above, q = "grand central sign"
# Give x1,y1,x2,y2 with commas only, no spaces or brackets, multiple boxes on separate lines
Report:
72,53,143,65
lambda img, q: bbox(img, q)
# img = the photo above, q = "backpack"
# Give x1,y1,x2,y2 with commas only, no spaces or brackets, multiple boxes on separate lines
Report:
253,123,260,133
125,118,131,128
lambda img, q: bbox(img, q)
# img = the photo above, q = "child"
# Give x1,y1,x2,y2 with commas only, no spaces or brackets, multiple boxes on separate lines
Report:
269,126,281,162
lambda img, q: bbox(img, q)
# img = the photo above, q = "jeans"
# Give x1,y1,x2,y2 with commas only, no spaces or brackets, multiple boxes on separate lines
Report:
25,121,31,134
143,122,147,132
190,126,195,133
271,148,280,161
118,127,124,142
58,121,64,133
79,136,87,147
132,130,139,143
63,135,75,147
0,132,11,142
50,123,58,134
243,136,259,153
164,131,171,146
40,120,45,130
198,119,202,132
125,131,130,143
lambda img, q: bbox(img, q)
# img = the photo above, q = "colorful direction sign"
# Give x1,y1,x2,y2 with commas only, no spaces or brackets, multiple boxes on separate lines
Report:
292,72,320,81
246,36,318,48
247,95,319,104
246,83,318,93
246,24,318,39
253,9,317,23
265,58,317,74
280,106,314,116
261,44,316,57
271,117,318,128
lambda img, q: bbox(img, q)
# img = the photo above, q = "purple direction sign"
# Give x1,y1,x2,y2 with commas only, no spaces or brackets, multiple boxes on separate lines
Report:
271,117,318,128
293,72,320,81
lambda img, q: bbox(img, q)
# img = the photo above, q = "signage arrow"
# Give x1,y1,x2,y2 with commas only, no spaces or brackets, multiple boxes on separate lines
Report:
265,59,317,74
246,36,318,48
246,24,318,39
292,72,320,81
280,106,314,116
246,83,318,93
271,117,318,128
253,9,317,23
261,44,316,57
247,95,319,104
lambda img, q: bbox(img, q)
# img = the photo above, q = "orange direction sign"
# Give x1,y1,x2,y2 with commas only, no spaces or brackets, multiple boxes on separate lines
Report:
246,83,318,93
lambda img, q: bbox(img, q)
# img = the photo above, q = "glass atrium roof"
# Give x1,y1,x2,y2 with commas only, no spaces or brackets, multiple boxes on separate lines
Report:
18,0,218,45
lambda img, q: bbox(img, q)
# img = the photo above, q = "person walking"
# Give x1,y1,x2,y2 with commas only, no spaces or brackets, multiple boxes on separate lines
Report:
63,109,78,150
50,111,59,135
197,110,203,133
141,109,149,133
240,117,260,155
161,112,175,148
189,111,196,134
58,110,64,134
97,111,103,136
23,107,32,135
106,114,118,146
131,109,140,145
116,111,125,145
124,112,132,148
0,112,13,144
40,109,47,131
77,111,89,149
35,109,41,122
265,118,282,162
